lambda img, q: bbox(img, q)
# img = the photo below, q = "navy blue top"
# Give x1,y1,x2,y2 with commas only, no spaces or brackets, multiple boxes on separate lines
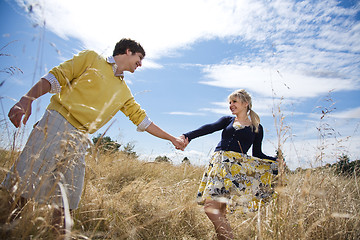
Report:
183,116,276,160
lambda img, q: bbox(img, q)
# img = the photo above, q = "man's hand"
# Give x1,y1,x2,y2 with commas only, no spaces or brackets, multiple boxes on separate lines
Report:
8,78,51,128
8,97,33,128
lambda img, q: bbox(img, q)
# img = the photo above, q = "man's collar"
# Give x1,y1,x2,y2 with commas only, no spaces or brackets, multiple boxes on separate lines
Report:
106,56,124,79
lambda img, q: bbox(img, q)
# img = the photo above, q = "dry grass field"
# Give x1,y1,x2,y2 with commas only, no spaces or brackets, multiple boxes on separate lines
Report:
0,148,359,239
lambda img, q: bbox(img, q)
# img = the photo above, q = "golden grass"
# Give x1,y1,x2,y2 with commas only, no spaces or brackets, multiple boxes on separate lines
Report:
0,149,359,239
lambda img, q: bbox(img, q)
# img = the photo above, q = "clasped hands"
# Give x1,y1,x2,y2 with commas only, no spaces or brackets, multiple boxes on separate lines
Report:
172,135,189,151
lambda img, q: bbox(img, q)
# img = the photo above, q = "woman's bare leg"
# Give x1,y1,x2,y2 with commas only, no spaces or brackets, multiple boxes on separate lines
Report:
204,199,233,240
8,196,28,222
52,207,72,238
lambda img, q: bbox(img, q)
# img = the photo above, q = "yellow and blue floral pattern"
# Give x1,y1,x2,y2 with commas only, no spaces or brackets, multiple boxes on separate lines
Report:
197,151,278,213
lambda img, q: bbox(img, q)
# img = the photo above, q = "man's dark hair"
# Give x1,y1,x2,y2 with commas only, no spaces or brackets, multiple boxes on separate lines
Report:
113,38,146,57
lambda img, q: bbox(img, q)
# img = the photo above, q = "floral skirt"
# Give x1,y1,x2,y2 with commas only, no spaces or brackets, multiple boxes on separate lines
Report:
197,151,278,213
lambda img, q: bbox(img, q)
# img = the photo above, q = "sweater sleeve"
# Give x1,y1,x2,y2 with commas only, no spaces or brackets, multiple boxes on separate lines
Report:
252,124,276,160
183,116,231,142
49,50,98,87
120,96,148,127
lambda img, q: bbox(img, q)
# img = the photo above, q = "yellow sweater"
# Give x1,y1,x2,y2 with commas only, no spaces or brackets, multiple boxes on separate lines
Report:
47,50,147,133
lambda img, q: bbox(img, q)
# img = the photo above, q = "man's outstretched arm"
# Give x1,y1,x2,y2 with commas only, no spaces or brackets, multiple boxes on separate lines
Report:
145,122,185,150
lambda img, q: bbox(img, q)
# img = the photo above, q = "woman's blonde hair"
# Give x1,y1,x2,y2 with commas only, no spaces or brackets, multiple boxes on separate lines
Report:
228,89,260,132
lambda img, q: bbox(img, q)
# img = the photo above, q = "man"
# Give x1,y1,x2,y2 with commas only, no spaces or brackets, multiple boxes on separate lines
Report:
3,38,185,234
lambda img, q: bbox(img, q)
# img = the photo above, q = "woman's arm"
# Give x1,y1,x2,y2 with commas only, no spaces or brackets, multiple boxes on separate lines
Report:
252,124,276,160
182,116,231,142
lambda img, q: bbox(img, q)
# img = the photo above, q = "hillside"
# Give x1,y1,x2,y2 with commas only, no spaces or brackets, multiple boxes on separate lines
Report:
0,150,359,239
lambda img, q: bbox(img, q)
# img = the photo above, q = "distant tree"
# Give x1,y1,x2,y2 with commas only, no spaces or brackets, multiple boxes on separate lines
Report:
295,167,305,173
349,160,360,175
334,154,360,176
122,142,137,158
339,154,350,164
155,156,171,163
92,134,121,153
182,157,190,165
335,154,350,174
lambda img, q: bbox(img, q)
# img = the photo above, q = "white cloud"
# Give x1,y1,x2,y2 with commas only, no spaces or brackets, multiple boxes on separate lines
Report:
167,111,205,116
199,98,283,117
17,0,360,84
331,106,360,119
141,59,164,70
200,65,355,99
17,0,252,58
194,0,360,101
200,107,229,116
201,96,302,118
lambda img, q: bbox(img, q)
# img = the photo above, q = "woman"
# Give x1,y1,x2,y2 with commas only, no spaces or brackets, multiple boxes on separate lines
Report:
181,89,278,240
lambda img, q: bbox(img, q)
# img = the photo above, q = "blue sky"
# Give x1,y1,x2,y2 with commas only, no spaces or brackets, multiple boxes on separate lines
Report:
0,0,359,170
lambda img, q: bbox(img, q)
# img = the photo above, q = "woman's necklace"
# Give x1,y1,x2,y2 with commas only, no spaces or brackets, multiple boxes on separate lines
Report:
233,116,250,130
